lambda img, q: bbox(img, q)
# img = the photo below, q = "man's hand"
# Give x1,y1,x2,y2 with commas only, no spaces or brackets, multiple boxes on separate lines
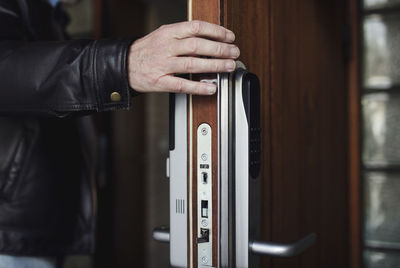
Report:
127,20,240,95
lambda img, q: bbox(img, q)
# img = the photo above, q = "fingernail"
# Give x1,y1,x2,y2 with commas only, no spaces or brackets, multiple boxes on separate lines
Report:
231,47,240,58
226,60,235,71
226,31,235,42
207,85,216,95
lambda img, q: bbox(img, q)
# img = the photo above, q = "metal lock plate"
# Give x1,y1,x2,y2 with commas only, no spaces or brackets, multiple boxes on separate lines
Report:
197,123,213,267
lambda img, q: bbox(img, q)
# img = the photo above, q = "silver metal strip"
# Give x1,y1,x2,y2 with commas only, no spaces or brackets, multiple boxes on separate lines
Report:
234,69,250,267
219,73,230,267
189,93,194,268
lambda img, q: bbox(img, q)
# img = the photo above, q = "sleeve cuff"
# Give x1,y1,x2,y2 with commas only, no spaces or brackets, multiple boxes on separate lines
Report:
92,38,135,112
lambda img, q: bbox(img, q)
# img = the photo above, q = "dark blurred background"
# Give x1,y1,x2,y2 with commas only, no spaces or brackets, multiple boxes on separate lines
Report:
62,0,186,267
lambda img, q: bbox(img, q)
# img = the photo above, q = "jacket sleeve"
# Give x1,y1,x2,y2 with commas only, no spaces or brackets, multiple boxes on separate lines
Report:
0,1,134,117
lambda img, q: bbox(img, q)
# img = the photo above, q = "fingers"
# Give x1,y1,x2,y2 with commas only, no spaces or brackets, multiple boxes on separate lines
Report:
157,76,217,95
174,38,240,59
162,20,235,43
168,57,236,74
127,20,240,94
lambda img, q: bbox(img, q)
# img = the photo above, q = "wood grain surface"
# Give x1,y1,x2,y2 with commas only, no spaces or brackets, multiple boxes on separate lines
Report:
267,1,349,268
188,1,221,267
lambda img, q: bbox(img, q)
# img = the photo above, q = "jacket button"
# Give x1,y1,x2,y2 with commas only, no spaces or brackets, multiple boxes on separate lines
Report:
110,92,121,102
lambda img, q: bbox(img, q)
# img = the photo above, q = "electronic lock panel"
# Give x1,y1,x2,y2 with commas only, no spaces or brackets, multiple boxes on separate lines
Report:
153,63,316,268
233,69,261,268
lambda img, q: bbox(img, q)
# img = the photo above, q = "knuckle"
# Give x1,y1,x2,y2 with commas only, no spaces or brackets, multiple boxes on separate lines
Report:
175,80,185,93
216,44,223,57
213,61,221,72
214,61,224,73
183,58,194,72
190,20,202,35
157,24,172,36
188,39,198,54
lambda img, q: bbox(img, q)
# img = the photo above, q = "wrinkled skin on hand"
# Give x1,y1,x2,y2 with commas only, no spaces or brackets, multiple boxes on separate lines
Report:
128,20,240,95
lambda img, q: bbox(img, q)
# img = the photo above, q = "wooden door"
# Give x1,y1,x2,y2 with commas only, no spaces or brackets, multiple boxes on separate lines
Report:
263,1,348,268
189,0,349,267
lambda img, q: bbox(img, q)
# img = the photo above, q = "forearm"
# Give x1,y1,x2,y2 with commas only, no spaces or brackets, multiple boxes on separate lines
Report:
0,38,134,117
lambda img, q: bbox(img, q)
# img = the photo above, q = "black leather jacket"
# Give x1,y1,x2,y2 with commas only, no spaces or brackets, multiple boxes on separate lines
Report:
0,0,133,255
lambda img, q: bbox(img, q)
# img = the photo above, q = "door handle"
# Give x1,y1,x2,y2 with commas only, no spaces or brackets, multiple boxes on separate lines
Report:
152,225,170,243
153,225,316,258
249,233,316,258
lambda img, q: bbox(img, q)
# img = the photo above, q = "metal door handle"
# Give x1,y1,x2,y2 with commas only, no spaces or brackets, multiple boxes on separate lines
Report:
153,225,170,243
249,233,316,258
154,225,316,258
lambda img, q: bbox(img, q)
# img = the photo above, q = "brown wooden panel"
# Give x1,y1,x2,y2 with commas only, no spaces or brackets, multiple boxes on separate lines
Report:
268,1,348,268
188,1,221,267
